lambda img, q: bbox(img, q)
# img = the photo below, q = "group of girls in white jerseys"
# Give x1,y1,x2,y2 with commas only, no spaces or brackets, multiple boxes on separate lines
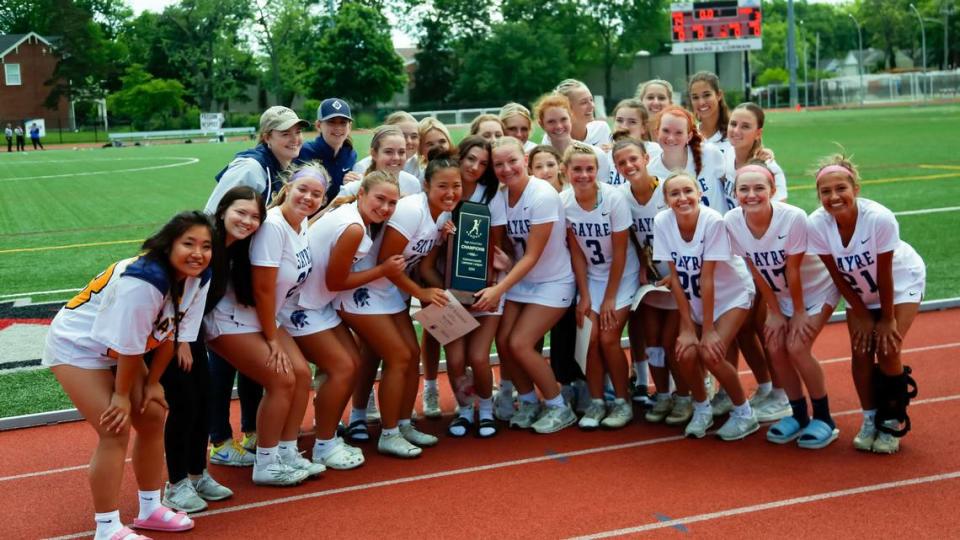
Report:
47,73,926,540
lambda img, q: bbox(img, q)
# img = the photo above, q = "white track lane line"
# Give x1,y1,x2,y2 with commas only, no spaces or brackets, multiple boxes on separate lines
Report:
42,394,960,540
7,341,959,484
567,470,960,539
1,157,199,182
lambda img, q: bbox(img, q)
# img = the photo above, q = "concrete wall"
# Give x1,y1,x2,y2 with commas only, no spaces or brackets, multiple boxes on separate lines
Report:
582,51,747,106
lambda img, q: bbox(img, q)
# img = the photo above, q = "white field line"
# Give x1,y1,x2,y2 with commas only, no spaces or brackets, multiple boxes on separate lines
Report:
0,157,199,182
567,470,960,539
35,393,960,540
894,206,960,216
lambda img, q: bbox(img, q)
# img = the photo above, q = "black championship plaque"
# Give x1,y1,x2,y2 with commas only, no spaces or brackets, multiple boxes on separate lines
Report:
445,201,491,306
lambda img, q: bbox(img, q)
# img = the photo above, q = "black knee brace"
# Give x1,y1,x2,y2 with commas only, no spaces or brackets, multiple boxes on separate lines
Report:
873,365,918,438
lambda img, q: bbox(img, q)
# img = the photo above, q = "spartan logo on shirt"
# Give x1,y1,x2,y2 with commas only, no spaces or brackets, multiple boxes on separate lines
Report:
353,287,371,308
290,310,308,329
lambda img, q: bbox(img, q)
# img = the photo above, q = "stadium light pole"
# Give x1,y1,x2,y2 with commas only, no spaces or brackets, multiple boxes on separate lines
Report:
849,13,865,106
910,4,927,73
787,0,799,108
800,20,809,107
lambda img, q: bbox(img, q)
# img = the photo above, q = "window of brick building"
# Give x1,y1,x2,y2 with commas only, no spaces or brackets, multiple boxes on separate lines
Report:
4,64,21,86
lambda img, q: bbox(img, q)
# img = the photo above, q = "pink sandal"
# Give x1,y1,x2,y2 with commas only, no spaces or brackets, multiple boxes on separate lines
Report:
109,526,152,540
133,507,194,532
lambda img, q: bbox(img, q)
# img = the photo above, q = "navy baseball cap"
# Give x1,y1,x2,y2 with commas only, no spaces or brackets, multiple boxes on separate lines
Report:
318,98,352,121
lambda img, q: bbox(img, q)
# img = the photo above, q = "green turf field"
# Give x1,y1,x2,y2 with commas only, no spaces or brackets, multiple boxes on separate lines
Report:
1,104,959,418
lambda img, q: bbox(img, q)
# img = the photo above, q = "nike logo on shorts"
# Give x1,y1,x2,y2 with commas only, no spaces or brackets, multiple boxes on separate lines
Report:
778,234,787,239
861,237,870,244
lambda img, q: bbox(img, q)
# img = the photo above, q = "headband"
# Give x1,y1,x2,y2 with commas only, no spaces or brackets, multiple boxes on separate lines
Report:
735,164,775,183
815,164,854,183
290,167,329,192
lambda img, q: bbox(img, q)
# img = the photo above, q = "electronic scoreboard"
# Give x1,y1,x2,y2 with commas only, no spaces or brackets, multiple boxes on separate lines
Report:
670,0,763,55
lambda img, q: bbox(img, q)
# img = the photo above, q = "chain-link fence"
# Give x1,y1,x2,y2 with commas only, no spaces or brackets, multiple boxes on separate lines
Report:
753,69,960,109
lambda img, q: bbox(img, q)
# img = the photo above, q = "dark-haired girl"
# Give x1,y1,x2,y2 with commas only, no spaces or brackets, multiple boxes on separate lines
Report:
688,71,730,145
43,212,215,540
205,170,327,486
161,187,265,514
340,149,460,457
424,136,508,437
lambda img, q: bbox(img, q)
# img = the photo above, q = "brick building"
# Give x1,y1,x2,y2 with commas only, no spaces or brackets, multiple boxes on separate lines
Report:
1,32,70,129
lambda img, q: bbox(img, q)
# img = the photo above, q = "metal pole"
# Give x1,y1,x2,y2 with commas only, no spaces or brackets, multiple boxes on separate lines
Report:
849,14,864,106
800,20,808,107
815,33,821,106
787,0,798,108
911,4,928,101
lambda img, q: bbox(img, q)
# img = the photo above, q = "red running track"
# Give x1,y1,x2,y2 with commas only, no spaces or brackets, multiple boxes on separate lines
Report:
3,309,959,539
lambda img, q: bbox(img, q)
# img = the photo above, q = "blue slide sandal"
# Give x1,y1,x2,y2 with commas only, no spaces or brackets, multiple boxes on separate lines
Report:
766,416,803,444
797,419,840,449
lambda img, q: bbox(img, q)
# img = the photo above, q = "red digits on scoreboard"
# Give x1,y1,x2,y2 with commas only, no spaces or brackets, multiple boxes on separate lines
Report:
693,24,705,40
731,23,742,37
698,8,714,20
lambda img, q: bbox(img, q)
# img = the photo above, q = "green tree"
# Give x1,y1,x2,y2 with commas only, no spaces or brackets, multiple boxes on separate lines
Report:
307,3,406,107
857,0,914,70
251,0,322,107
409,15,457,106
108,64,185,129
583,0,668,98
159,0,257,111
454,22,573,103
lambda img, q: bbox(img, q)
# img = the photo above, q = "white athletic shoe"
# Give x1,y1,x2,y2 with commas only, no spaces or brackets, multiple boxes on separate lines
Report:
853,417,877,451
493,391,516,421
665,396,694,426
716,412,760,441
163,478,207,513
422,386,442,419
193,469,233,501
400,423,439,447
601,398,634,429
684,409,714,438
532,404,577,434
871,419,901,454
509,401,541,429
710,392,734,416
578,399,606,430
755,397,792,423
378,432,422,458
252,460,309,486
645,394,674,423
281,451,326,477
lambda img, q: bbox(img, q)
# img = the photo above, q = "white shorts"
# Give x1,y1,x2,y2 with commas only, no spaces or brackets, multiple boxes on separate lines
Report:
42,333,115,370
278,303,341,337
641,289,678,310
505,276,576,309
585,272,639,313
691,289,755,326
203,304,262,341
891,263,926,306
778,287,841,318
337,285,407,315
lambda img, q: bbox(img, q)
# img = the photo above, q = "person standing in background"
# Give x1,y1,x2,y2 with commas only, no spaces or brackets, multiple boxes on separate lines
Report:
14,125,25,152
29,123,45,150
4,123,12,152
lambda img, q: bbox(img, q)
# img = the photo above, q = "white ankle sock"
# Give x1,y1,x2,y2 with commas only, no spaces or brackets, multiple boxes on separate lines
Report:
94,510,122,540
478,397,494,420
694,399,711,414
499,380,514,395
349,408,367,425
256,445,279,466
137,489,161,520
424,379,438,391
757,381,773,394
313,437,337,456
278,440,298,459
732,401,753,418
382,426,399,436
398,418,412,427
771,387,788,403
518,391,538,404
544,394,565,408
